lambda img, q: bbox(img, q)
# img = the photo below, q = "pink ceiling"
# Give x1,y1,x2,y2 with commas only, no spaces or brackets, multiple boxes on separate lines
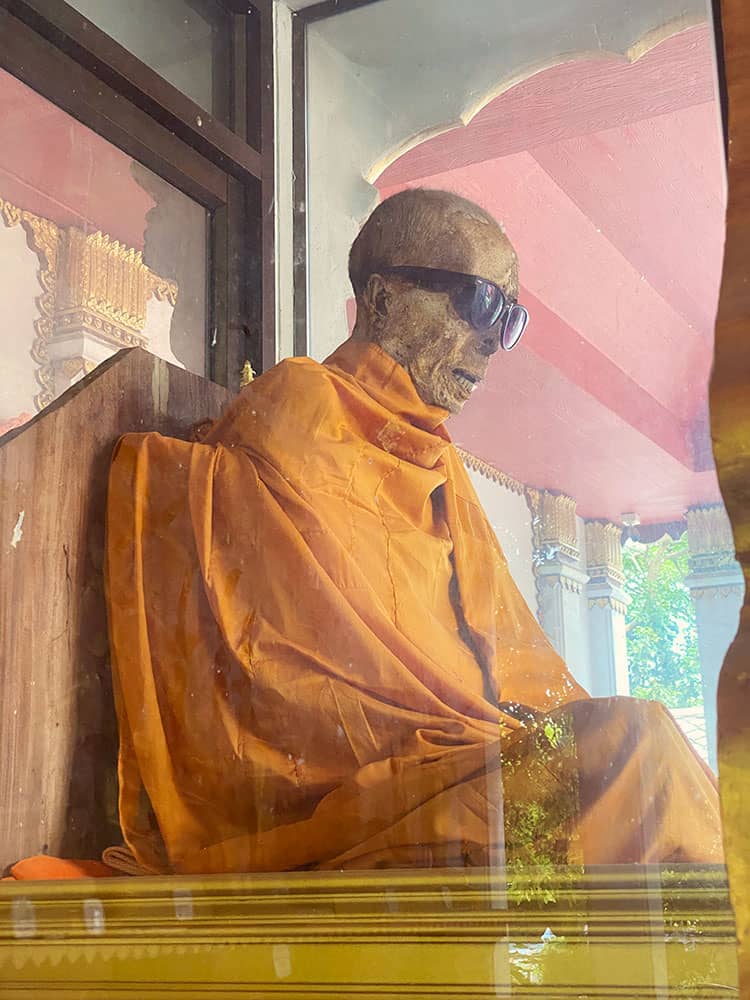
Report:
0,67,153,249
378,25,726,524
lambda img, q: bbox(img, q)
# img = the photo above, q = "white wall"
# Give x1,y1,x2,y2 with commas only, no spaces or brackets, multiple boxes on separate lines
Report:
142,297,180,368
0,225,43,422
466,465,537,619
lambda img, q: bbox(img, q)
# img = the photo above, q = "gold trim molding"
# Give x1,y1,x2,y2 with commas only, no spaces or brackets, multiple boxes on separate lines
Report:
0,866,736,998
589,594,629,615
0,195,178,410
54,309,148,350
457,447,525,495
539,572,586,596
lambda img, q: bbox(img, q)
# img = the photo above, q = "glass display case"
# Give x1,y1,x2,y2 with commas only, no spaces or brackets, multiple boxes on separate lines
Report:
1,0,749,996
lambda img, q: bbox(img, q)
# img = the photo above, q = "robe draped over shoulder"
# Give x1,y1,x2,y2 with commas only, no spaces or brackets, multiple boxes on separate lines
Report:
106,340,722,873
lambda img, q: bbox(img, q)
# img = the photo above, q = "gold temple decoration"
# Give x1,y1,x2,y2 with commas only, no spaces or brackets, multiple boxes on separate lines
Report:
60,356,97,381
686,504,737,568
685,504,743,600
56,228,150,339
526,488,585,619
0,195,177,411
585,520,625,585
150,275,179,307
588,594,629,614
456,447,525,495
527,488,580,561
538,572,586,596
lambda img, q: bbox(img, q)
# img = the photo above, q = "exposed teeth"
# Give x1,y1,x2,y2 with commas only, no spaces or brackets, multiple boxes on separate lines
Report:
455,374,478,393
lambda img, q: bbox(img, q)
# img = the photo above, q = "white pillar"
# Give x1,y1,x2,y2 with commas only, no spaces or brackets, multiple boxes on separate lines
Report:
528,489,591,689
584,521,631,698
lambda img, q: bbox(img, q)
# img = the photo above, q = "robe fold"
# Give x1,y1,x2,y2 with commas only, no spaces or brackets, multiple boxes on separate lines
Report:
106,339,723,873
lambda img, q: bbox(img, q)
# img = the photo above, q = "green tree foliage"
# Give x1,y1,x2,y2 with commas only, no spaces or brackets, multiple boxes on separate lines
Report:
623,534,702,708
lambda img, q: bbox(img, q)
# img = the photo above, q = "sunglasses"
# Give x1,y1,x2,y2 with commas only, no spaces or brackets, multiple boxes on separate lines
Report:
381,266,528,350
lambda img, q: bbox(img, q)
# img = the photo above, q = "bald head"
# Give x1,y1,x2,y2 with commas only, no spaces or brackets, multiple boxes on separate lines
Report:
349,188,518,302
348,189,521,415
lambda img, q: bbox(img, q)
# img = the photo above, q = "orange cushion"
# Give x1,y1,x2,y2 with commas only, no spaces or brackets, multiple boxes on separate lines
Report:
7,856,120,880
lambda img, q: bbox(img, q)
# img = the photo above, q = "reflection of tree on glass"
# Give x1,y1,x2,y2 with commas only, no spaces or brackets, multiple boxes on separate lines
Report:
99,189,723,877
624,536,701,707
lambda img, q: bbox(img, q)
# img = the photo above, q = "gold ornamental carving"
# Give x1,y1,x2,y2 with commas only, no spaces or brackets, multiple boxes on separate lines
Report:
456,448,524,496
1,195,177,411
56,228,150,333
539,573,585,596
54,309,147,348
585,520,625,584
527,488,580,561
685,504,734,562
588,595,629,615
150,275,178,307
61,357,97,381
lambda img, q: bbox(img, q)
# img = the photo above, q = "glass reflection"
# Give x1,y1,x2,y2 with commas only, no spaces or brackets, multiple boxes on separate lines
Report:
0,0,740,996
0,68,207,438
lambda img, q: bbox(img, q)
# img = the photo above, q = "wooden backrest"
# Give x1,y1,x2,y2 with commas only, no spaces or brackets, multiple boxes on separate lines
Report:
0,349,232,869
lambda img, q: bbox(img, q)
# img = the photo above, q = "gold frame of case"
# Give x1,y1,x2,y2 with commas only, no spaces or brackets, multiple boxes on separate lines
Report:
0,866,737,998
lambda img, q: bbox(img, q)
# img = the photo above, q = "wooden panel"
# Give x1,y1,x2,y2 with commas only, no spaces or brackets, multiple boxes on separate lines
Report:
0,349,232,869
713,0,750,997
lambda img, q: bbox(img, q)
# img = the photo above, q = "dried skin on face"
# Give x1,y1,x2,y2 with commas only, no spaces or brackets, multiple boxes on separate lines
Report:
372,214,519,414
379,283,492,412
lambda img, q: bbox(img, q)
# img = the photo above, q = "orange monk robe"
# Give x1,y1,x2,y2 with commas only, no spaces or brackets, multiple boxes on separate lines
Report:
105,339,723,874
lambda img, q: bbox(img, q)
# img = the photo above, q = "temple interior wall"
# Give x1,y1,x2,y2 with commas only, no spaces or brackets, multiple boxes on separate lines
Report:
465,466,537,618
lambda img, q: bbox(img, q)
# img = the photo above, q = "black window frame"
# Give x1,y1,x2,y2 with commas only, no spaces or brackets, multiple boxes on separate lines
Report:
0,0,275,389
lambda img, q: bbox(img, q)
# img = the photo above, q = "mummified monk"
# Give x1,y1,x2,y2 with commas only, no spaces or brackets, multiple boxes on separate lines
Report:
106,189,723,874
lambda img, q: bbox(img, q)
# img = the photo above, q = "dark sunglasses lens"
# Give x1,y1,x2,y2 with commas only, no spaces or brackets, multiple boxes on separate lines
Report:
502,304,528,349
451,282,478,325
470,281,504,330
